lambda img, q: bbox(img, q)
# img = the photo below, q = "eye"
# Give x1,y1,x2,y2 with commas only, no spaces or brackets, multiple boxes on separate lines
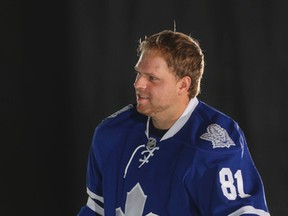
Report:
149,76,157,81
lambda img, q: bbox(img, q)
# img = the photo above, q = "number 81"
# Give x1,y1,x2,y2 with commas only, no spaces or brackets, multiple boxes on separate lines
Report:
219,168,251,200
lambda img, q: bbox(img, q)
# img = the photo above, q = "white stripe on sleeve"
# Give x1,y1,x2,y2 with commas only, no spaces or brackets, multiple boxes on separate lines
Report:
87,187,104,203
86,197,104,215
228,205,270,216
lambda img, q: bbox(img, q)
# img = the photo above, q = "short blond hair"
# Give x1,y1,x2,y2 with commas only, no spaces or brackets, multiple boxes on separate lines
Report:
138,30,205,98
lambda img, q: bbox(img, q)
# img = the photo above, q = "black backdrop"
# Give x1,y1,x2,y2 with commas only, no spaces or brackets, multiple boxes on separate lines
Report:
1,0,287,215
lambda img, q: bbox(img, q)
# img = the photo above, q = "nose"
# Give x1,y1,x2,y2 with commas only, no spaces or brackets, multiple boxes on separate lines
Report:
134,73,147,89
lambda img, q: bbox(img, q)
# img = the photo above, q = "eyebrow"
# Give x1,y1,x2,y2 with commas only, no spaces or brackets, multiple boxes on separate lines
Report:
134,71,157,78
134,66,156,76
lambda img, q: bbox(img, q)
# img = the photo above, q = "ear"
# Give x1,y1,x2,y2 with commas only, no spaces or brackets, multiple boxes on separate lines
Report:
178,76,191,95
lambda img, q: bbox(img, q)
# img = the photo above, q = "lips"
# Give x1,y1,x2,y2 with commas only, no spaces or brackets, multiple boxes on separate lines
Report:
136,92,150,101
138,94,148,99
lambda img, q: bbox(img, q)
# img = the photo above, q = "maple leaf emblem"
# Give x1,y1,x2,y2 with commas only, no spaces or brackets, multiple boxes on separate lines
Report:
116,183,158,216
200,124,235,148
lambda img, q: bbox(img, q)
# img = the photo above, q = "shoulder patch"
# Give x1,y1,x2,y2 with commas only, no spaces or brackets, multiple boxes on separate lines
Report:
200,124,235,148
108,104,134,118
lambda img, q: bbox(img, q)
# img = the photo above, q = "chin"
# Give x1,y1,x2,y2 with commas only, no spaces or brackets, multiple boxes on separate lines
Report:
136,104,151,116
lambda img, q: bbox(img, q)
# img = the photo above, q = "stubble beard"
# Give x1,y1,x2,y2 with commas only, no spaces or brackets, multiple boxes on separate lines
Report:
136,99,169,118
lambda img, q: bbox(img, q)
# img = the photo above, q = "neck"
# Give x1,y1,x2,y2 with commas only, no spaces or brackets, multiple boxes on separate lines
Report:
151,116,178,130
151,98,190,130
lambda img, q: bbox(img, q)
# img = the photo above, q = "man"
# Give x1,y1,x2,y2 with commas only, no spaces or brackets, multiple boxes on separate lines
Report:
78,30,270,215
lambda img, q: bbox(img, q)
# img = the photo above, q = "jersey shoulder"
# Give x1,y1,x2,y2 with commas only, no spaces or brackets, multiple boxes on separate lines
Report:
93,104,147,146
90,104,146,167
97,104,145,129
193,101,246,153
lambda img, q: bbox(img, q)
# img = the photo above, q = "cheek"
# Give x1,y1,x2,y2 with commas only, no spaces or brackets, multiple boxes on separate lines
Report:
152,86,178,101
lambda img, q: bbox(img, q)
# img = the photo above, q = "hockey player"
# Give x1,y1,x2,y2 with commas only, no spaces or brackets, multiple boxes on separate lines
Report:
77,30,270,215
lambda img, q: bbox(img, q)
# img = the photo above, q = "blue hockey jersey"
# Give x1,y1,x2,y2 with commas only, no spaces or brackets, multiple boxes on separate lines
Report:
78,98,270,216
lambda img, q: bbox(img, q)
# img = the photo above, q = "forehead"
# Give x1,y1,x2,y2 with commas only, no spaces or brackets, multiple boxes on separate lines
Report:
135,51,170,73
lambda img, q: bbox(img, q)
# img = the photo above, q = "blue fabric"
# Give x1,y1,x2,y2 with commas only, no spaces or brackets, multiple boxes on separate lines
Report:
77,100,269,216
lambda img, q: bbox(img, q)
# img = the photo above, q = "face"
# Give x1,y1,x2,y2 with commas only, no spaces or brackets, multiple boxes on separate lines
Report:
134,52,184,119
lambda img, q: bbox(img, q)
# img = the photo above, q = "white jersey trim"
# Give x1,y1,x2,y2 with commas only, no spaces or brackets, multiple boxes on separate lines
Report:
87,187,104,203
228,205,270,216
87,197,104,215
123,97,199,178
145,97,199,141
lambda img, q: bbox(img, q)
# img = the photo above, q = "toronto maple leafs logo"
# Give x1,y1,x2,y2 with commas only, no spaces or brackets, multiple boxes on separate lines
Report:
116,183,158,216
200,124,235,148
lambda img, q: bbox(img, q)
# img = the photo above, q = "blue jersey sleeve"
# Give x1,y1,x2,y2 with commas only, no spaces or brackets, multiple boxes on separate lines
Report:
78,105,136,216
78,128,104,216
184,124,270,216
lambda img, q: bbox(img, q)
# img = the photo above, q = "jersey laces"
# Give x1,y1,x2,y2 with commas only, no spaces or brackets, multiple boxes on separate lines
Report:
123,137,159,178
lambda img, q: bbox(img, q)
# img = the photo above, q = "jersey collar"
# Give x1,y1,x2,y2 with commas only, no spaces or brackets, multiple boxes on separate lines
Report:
145,97,199,142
